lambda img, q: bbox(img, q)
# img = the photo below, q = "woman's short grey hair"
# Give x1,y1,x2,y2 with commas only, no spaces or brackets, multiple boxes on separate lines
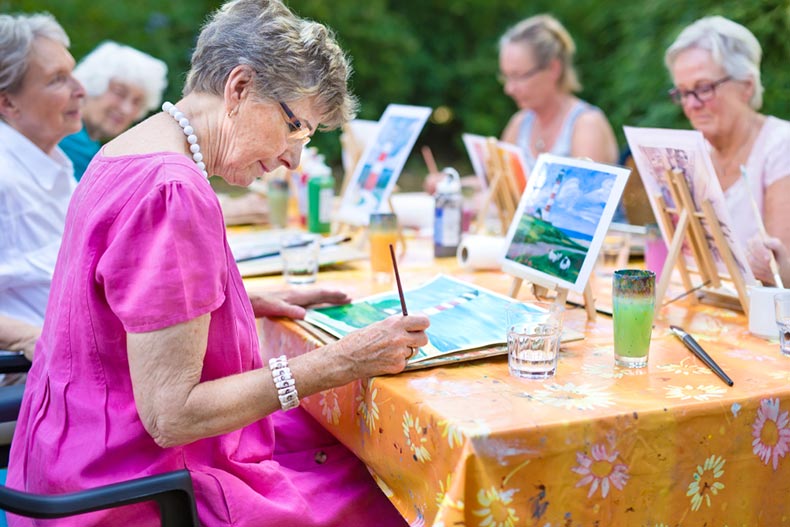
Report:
185,0,357,130
665,16,763,110
499,14,581,93
0,12,70,94
74,41,168,118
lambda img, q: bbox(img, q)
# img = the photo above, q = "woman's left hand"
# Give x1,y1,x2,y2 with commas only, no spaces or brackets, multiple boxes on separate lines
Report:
249,288,351,319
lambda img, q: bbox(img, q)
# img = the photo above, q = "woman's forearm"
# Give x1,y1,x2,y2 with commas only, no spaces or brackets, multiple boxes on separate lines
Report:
127,314,350,448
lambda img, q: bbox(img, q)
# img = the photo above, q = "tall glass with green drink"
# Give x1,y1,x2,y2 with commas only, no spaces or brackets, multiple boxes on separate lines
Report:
612,269,655,368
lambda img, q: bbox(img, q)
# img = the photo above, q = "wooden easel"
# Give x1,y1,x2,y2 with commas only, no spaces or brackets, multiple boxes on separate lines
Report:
653,168,749,315
473,138,520,235
507,276,597,322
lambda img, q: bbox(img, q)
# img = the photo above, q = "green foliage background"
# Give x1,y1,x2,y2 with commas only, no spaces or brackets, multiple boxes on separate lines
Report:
4,0,789,188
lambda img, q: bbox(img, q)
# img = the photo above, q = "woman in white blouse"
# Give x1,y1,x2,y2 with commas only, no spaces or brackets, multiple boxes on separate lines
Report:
0,12,85,357
665,16,790,285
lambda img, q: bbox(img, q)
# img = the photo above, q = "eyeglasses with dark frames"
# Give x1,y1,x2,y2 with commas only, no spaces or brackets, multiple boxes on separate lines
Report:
668,76,732,105
497,64,545,85
278,101,314,146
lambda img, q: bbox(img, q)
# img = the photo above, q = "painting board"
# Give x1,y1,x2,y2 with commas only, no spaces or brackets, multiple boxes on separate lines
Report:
304,274,583,369
461,135,529,195
500,154,630,294
227,229,366,277
336,104,431,226
462,133,491,190
623,126,756,288
496,141,529,195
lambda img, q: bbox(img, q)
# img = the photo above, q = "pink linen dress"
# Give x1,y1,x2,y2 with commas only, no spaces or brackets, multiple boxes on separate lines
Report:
6,152,406,527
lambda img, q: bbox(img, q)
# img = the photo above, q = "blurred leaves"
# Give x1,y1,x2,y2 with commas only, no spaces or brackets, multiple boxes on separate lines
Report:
3,0,788,184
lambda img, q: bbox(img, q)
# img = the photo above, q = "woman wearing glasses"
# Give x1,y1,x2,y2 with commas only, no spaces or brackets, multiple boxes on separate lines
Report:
499,14,619,172
7,1,428,526
665,16,790,286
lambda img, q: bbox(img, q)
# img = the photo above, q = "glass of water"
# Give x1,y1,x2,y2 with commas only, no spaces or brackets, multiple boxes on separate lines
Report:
774,292,790,355
280,233,320,285
506,302,565,379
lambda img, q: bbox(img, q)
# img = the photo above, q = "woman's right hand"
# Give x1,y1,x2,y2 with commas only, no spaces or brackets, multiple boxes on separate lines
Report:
330,315,430,381
748,236,790,286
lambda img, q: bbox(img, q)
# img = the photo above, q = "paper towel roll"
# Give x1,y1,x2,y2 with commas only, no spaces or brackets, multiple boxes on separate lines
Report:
457,235,506,270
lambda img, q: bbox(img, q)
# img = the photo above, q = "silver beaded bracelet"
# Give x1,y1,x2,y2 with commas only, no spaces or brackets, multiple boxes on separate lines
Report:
269,355,300,411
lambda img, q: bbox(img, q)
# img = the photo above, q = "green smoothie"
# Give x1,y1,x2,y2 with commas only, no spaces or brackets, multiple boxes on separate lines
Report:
613,296,654,359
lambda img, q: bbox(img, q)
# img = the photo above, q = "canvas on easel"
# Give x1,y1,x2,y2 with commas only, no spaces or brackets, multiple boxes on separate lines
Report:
463,136,528,235
462,133,492,191
500,154,631,320
336,104,431,228
623,126,757,312
339,119,380,198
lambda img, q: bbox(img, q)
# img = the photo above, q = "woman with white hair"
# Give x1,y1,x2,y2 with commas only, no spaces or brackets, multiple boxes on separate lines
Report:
0,12,84,359
665,16,790,285
59,41,167,180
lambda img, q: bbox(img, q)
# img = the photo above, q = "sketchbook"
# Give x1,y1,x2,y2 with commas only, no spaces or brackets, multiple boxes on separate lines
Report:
227,229,366,277
303,274,583,370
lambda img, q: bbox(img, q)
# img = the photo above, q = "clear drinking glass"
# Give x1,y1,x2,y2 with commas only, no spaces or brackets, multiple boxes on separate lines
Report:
506,302,564,379
774,292,790,355
369,213,399,283
280,233,320,285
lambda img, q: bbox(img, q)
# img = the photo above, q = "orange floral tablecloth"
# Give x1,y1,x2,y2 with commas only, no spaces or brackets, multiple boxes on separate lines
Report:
250,246,790,526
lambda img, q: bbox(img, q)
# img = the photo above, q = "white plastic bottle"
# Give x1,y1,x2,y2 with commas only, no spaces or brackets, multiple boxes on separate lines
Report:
433,168,462,257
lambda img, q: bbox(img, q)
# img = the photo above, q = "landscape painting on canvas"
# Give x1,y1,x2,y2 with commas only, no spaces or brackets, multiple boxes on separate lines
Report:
337,104,431,226
623,126,756,285
501,154,630,293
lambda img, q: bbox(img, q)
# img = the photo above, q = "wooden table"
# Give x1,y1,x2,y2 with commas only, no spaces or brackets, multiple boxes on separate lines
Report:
246,236,790,526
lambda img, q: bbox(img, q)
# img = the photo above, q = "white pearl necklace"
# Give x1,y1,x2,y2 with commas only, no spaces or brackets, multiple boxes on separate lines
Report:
161,101,208,178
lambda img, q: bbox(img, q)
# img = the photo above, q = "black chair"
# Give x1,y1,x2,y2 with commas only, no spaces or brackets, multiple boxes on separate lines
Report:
0,353,30,466
0,353,200,527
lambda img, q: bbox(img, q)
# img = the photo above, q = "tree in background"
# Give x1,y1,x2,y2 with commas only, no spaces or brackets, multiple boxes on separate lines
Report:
4,0,788,187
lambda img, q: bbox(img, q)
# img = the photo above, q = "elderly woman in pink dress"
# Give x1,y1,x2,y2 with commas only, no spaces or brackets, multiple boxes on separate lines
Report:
6,1,429,526
665,16,790,286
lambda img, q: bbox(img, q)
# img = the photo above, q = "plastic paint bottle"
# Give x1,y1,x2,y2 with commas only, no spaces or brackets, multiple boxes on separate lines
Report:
268,179,289,228
307,171,333,234
433,168,462,257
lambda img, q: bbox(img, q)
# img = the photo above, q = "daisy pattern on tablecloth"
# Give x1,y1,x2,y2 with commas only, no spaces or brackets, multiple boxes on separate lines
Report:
435,473,464,512
319,389,341,425
439,419,464,449
473,487,519,527
724,348,778,362
402,411,431,463
768,370,790,382
686,455,725,511
572,443,629,498
356,379,379,434
752,398,790,470
664,384,727,402
657,358,711,376
373,473,394,498
526,382,614,411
